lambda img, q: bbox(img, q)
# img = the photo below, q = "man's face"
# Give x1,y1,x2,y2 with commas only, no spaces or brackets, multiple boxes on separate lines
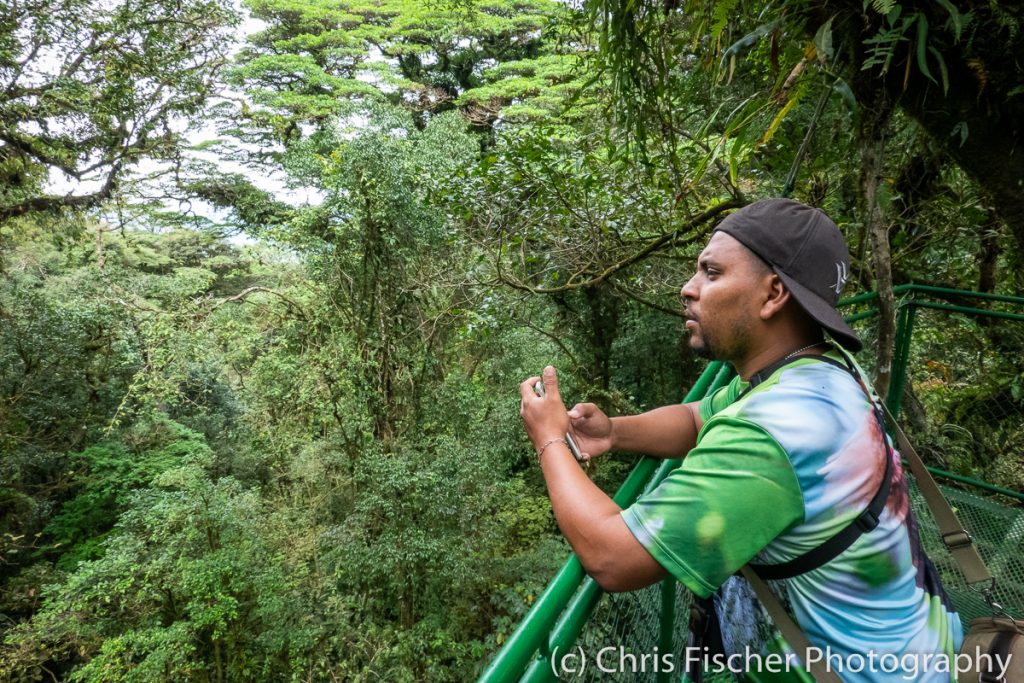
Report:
680,231,771,361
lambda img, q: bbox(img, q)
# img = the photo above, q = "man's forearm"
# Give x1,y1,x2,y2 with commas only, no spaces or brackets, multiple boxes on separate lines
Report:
537,441,667,591
610,403,700,459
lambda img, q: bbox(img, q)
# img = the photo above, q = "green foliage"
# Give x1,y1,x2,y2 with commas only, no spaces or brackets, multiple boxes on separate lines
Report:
907,314,1024,496
456,53,591,123
45,420,213,570
861,7,914,75
228,0,569,141
4,467,295,681
0,219,277,600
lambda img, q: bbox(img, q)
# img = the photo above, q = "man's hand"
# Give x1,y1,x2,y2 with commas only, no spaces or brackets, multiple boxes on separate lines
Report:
519,366,570,450
520,366,670,593
566,403,613,461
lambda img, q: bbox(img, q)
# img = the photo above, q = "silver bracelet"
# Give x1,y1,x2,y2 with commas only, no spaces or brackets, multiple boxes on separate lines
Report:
536,437,567,462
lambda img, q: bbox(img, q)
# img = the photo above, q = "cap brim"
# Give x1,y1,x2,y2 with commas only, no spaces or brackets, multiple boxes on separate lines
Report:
776,270,863,352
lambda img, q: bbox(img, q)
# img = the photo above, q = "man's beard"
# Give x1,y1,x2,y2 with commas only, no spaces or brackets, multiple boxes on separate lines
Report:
692,342,715,360
688,321,750,362
688,328,718,360
685,310,717,360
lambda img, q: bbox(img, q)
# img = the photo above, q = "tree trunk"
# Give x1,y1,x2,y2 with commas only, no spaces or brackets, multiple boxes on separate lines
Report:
583,285,620,392
896,69,1024,258
977,213,1002,294
835,1,1024,258
900,381,929,436
857,89,897,397
803,2,1024,261
95,223,105,271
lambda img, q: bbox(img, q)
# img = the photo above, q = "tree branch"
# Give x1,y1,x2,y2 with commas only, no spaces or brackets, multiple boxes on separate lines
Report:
0,161,122,221
608,279,685,318
498,199,742,294
523,321,585,374
214,286,309,320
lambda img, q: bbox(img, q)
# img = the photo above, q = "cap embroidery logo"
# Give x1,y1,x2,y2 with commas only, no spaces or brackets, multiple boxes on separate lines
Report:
832,261,848,295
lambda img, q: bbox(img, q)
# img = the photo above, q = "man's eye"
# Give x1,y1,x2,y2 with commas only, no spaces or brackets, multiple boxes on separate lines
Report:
706,269,719,278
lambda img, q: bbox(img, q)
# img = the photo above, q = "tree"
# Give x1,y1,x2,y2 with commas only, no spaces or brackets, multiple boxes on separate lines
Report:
824,2,1024,252
456,122,739,393
218,0,581,168
0,0,238,222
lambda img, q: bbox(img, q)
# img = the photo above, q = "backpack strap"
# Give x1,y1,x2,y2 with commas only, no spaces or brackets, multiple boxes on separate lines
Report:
735,349,828,400
740,565,845,683
833,349,990,586
877,399,992,585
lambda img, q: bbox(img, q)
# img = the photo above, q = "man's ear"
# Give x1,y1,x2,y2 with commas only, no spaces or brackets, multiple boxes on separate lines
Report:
760,273,791,320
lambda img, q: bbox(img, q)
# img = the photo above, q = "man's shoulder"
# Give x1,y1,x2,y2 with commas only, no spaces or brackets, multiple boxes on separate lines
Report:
762,352,860,390
700,353,871,433
709,356,867,455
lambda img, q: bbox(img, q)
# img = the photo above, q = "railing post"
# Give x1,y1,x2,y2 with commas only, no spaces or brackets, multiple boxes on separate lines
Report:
886,301,916,419
657,578,676,683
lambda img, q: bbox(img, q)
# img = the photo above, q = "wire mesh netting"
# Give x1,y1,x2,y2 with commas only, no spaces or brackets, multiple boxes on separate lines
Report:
547,304,1022,682
896,305,1024,621
897,305,1023,504
572,583,689,682
913,480,1024,623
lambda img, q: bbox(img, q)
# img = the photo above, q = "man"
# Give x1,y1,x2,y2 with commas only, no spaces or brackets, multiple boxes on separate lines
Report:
519,199,963,681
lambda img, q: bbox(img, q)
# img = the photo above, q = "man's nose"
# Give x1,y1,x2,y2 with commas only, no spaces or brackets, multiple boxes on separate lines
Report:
680,274,698,302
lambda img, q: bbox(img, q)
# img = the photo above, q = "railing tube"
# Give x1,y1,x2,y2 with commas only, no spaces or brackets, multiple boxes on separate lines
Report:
887,302,916,417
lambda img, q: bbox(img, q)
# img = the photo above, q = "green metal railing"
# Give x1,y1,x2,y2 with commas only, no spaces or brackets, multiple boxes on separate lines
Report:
479,285,1024,682
838,284,1024,420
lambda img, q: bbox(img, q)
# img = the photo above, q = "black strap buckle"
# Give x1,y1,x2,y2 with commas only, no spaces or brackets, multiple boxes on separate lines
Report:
942,530,973,550
855,509,880,533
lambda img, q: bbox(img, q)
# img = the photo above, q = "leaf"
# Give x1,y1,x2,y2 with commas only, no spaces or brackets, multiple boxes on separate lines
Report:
951,121,969,147
813,17,835,63
867,0,897,14
885,4,902,25
721,21,780,62
770,28,780,72
832,78,858,113
710,0,741,41
759,95,799,147
862,15,913,74
929,46,950,95
935,0,964,41
915,14,936,84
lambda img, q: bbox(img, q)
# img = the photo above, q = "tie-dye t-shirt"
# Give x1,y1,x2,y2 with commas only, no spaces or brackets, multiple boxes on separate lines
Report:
621,350,963,682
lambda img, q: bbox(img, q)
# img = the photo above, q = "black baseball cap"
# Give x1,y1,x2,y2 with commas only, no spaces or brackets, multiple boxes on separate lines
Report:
714,198,862,352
